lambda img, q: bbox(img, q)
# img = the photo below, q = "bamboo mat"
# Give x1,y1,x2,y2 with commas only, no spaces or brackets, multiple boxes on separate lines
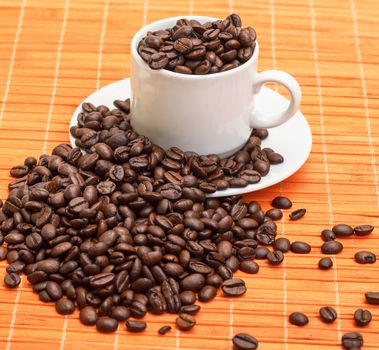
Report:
0,0,379,349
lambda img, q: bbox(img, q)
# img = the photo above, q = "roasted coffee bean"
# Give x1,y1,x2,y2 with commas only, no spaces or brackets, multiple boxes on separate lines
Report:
198,285,217,302
255,247,269,259
267,250,284,265
321,241,343,254
271,196,292,209
55,297,75,315
158,325,172,335
265,208,283,221
321,229,335,242
289,208,306,220
273,238,291,253
365,291,379,305
80,306,98,325
180,291,196,305
354,251,376,264
332,224,354,236
289,312,309,326
341,332,363,349
176,313,196,331
256,223,276,245
96,317,118,332
125,320,147,332
354,308,372,327
291,241,311,254
180,273,205,292
111,306,130,321
221,278,246,297
4,272,21,288
319,306,337,323
319,257,333,270
232,333,258,350
239,260,259,274
354,224,374,236
179,304,200,315
0,246,8,261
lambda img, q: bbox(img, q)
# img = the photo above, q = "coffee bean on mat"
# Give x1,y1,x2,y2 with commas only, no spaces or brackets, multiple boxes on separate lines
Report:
365,292,379,305
273,238,291,253
318,257,333,270
126,320,147,332
354,251,376,264
332,224,354,237
267,250,284,265
158,325,172,335
271,196,292,209
354,225,374,236
289,312,309,326
176,314,196,331
341,332,363,349
96,317,119,333
321,241,343,254
354,308,372,327
232,333,259,349
291,241,311,254
265,208,283,221
221,278,247,297
4,273,21,288
321,229,335,242
289,208,306,220
319,306,337,323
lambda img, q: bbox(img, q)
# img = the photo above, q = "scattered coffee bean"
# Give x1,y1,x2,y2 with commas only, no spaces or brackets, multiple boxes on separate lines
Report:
354,251,376,264
341,332,363,349
354,308,372,327
96,317,119,333
354,225,374,236
267,250,284,265
332,224,354,237
318,257,333,270
198,285,217,302
80,306,98,325
289,208,306,221
321,241,343,254
55,298,75,315
321,229,335,242
365,291,379,305
232,333,259,350
265,208,283,221
271,196,292,209
176,313,196,331
319,306,337,323
4,272,21,288
291,241,311,254
273,238,291,253
221,278,247,297
239,260,259,274
158,325,172,335
255,247,270,259
289,312,309,326
126,320,147,332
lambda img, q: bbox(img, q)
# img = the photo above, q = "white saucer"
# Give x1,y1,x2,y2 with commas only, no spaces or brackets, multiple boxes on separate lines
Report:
70,78,312,197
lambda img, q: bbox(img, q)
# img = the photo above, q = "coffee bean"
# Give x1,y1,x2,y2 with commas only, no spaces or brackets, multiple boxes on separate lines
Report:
158,325,172,335
321,241,343,254
176,313,196,331
365,291,379,305
354,308,372,327
273,238,291,253
239,260,259,274
179,304,200,315
55,297,75,315
321,229,335,242
267,250,284,265
198,285,217,302
289,208,306,221
221,278,246,297
354,224,374,236
271,196,292,209
180,291,196,305
232,333,258,350
319,306,337,323
125,320,147,332
354,251,376,264
10,165,30,178
4,272,21,288
341,332,363,349
319,257,333,270
0,246,8,260
96,317,119,332
332,224,354,236
265,208,283,221
80,306,98,325
255,247,269,259
291,241,311,254
289,312,309,326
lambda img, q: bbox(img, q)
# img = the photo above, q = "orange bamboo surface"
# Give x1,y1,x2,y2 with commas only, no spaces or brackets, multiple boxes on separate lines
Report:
0,0,379,349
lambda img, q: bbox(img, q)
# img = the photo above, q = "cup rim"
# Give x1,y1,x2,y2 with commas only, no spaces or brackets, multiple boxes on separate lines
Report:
131,15,259,80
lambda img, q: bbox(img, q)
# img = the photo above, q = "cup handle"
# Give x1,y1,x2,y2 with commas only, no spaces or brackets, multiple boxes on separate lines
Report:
250,70,302,128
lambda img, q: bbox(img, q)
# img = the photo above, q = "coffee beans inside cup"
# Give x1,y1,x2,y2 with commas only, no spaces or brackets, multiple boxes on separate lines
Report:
137,14,257,74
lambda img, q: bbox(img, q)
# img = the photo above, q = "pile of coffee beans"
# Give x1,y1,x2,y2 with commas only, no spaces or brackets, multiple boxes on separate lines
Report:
70,99,283,193
137,14,257,74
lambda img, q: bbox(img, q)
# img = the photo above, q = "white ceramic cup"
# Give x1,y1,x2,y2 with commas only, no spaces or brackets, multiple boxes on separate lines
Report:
131,16,302,157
